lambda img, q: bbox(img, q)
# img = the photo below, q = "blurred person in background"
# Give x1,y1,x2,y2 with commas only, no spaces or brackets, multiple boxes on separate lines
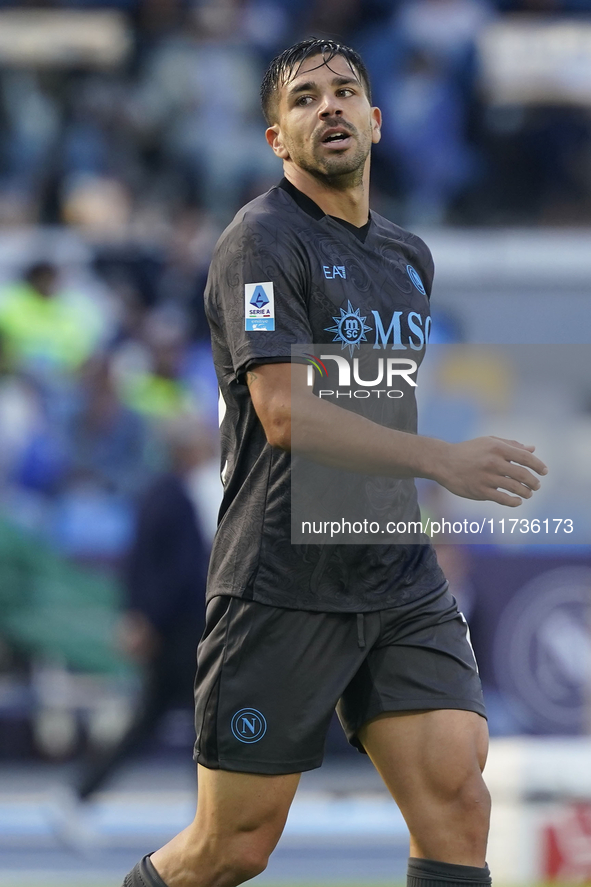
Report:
365,0,492,223
0,261,106,379
0,263,121,540
0,68,60,226
156,206,220,342
384,45,477,225
75,414,215,801
0,0,589,233
112,309,201,420
0,330,45,495
130,0,280,220
65,355,150,500
46,353,152,562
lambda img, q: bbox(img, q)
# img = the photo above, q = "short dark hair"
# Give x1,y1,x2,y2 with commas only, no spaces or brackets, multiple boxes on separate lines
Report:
260,37,372,126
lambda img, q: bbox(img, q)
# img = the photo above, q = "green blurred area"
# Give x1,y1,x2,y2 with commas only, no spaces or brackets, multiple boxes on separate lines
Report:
0,515,131,675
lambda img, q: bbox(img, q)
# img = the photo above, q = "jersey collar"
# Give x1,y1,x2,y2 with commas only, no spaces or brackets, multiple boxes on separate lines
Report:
278,177,371,243
278,177,325,220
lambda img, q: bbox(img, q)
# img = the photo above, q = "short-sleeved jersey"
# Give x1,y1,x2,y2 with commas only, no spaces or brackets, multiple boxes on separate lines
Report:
204,179,445,613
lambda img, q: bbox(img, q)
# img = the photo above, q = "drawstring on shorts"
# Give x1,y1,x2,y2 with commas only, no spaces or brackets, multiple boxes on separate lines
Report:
356,613,365,648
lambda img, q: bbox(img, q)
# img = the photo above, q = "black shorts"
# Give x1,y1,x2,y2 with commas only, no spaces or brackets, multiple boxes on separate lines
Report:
193,584,486,774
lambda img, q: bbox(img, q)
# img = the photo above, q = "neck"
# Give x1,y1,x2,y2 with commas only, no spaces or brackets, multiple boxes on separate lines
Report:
283,159,371,227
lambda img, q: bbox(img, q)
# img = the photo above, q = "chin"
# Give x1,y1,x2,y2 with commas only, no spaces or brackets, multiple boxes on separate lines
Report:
323,158,365,179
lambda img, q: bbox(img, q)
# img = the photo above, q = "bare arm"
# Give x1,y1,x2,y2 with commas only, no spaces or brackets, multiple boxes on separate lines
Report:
245,362,548,508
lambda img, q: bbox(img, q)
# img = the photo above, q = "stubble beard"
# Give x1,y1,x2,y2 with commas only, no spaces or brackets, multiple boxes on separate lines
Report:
288,129,371,189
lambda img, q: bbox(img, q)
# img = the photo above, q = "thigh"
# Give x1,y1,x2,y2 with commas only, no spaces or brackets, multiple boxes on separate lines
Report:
151,765,301,881
359,709,490,864
194,763,301,838
194,596,368,774
359,708,488,802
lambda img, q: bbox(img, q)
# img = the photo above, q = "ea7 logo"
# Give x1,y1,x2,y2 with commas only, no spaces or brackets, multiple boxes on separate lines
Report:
323,265,346,279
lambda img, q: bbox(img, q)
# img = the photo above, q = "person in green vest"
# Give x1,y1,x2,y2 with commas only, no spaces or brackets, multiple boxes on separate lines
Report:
0,262,103,375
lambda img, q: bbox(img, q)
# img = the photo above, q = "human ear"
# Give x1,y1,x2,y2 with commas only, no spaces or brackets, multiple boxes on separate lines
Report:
370,107,382,145
265,125,290,160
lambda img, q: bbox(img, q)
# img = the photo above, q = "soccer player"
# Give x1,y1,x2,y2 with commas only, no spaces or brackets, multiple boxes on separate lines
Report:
122,38,547,887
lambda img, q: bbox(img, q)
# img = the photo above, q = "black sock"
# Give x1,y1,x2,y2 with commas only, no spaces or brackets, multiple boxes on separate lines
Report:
407,857,492,887
122,854,169,887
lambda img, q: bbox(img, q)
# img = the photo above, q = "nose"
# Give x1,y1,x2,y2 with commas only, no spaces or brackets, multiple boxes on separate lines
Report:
318,92,343,118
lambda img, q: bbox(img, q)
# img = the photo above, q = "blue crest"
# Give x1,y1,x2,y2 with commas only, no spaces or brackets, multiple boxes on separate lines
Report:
231,708,267,743
407,265,426,295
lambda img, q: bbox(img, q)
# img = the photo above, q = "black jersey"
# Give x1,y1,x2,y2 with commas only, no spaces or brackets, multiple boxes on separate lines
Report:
204,179,445,613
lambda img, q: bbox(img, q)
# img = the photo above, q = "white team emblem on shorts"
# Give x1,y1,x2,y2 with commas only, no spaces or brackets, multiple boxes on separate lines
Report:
245,282,275,331
231,708,267,743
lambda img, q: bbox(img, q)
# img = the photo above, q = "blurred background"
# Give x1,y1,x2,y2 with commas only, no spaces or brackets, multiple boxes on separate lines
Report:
0,0,590,884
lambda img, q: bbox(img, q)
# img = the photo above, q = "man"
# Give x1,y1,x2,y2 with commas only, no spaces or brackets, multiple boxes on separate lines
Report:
0,261,105,376
122,38,547,887
76,416,211,802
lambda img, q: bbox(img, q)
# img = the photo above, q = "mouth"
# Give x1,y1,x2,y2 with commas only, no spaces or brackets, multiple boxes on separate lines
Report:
320,128,353,148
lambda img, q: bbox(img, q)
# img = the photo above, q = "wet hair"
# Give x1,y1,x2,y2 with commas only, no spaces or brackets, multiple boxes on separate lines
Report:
260,37,372,126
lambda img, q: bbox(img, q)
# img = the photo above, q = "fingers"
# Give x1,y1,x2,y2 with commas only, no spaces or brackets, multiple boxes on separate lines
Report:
503,463,541,493
496,475,534,499
486,455,545,505
502,443,548,477
487,489,523,507
491,435,535,452
488,458,542,501
445,436,547,506
490,436,549,471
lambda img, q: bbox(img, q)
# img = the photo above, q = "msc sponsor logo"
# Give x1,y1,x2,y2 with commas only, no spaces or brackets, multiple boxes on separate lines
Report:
245,282,275,331
231,708,267,743
372,309,431,350
325,300,431,352
325,300,372,356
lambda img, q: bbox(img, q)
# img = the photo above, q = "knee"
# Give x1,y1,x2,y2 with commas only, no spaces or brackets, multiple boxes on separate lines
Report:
209,834,271,886
225,844,269,882
452,775,491,834
463,775,491,814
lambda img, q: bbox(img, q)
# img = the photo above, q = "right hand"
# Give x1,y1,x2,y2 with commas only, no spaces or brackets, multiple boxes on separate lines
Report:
435,436,548,507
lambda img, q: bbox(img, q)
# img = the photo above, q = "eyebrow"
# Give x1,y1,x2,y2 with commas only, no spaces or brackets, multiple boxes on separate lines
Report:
286,75,360,100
